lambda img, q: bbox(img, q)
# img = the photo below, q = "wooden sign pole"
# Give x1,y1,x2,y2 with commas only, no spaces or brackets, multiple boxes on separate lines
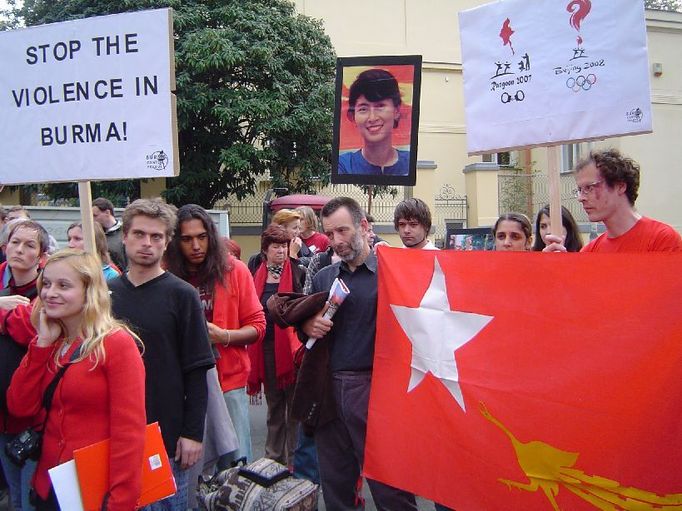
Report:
78,181,96,254
546,146,563,242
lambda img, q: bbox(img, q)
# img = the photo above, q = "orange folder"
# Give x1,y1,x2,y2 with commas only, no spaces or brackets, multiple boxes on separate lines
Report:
73,422,176,510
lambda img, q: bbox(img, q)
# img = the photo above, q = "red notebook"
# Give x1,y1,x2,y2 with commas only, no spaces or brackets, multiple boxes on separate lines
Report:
73,422,176,510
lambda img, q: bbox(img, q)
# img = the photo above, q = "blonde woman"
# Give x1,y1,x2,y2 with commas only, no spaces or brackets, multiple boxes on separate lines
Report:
7,250,146,511
248,209,313,271
271,209,310,261
295,206,329,255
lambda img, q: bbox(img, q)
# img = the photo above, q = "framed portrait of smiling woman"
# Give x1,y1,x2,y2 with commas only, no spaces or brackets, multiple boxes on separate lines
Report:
332,55,422,186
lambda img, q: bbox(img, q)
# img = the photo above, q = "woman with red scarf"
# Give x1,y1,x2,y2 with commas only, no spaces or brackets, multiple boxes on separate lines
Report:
248,224,305,466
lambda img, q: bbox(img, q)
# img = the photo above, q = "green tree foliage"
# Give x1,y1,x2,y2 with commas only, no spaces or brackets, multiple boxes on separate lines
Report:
14,0,336,207
644,0,681,10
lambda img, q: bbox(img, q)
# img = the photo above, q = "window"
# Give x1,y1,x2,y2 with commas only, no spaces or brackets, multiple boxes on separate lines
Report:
561,142,593,173
482,152,511,166
561,144,580,173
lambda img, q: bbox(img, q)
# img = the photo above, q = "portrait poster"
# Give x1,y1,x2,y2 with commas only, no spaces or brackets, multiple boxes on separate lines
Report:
459,0,652,155
0,8,177,185
331,55,422,186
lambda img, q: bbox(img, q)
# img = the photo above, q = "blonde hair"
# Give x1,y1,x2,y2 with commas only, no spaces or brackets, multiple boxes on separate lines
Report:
31,249,142,367
122,198,177,240
295,206,318,232
271,209,302,226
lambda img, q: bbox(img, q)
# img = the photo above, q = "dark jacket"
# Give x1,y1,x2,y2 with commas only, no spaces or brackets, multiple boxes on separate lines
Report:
266,292,335,435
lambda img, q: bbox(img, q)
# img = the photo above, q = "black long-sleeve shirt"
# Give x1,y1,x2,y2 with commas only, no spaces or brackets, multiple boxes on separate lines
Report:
309,253,378,372
109,271,215,456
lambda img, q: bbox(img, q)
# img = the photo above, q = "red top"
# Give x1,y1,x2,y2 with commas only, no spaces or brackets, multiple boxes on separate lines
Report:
0,303,35,348
302,231,330,254
212,257,266,392
582,217,682,253
8,331,146,511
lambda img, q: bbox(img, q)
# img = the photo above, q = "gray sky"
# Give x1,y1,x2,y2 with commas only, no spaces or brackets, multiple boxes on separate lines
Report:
0,0,21,13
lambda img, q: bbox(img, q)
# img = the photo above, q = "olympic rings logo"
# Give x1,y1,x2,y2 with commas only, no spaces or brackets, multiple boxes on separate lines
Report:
566,74,596,92
501,90,525,103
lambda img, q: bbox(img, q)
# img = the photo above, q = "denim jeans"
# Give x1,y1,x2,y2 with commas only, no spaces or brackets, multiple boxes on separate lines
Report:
293,425,319,484
0,432,37,511
217,387,251,470
140,458,188,511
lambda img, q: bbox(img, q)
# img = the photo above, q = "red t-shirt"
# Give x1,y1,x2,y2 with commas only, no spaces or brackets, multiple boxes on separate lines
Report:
581,217,682,253
302,231,329,254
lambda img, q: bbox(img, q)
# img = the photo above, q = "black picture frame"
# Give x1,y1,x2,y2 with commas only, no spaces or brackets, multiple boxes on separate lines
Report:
331,55,422,186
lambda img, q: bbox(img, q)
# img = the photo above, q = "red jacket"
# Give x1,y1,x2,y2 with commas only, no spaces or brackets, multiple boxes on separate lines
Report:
212,257,266,392
8,331,146,511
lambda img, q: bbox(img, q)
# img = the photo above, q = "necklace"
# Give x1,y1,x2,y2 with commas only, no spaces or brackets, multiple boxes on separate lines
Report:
267,264,283,279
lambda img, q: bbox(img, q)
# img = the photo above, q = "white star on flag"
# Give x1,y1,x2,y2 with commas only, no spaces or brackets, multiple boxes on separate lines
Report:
390,257,493,411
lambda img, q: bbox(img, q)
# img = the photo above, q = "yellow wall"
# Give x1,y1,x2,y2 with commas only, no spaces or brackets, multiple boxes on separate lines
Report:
22,3,672,239
0,187,20,206
294,2,682,232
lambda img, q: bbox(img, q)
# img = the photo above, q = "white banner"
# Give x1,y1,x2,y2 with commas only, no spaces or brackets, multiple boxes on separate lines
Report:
459,0,652,155
0,8,177,185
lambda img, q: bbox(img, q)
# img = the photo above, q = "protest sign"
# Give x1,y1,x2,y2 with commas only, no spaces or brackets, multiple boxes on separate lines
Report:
459,0,652,155
0,8,178,184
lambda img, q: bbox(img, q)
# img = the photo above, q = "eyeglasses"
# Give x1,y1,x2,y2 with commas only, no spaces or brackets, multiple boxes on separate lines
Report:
572,180,604,198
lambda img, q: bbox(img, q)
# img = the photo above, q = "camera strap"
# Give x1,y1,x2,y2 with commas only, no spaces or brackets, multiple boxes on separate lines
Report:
38,346,82,431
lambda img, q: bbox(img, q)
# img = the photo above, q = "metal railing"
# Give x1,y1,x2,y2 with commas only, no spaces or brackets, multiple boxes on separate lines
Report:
498,170,587,223
224,183,408,226
433,184,468,247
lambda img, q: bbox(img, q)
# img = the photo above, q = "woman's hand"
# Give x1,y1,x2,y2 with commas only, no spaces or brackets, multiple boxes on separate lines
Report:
542,234,567,253
0,295,30,311
290,237,302,258
36,308,62,347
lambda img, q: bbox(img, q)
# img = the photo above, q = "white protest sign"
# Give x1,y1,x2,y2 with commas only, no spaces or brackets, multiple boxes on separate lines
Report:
0,8,178,184
459,0,652,155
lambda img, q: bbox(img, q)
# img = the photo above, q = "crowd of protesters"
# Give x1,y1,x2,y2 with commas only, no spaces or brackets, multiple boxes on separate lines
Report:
0,149,679,510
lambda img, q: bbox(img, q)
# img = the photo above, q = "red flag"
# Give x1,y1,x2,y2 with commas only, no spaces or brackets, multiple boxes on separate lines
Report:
365,248,682,510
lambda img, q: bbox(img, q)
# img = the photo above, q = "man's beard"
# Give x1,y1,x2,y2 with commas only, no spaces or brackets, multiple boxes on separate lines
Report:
338,229,365,263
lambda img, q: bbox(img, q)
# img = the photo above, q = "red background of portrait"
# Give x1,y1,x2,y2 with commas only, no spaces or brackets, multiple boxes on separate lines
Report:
339,64,415,152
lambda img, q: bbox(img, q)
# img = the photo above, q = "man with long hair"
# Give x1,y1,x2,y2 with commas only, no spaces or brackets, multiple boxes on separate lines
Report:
165,204,265,468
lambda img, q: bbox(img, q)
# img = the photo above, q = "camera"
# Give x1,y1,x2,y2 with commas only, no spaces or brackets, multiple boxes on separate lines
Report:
5,428,42,466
